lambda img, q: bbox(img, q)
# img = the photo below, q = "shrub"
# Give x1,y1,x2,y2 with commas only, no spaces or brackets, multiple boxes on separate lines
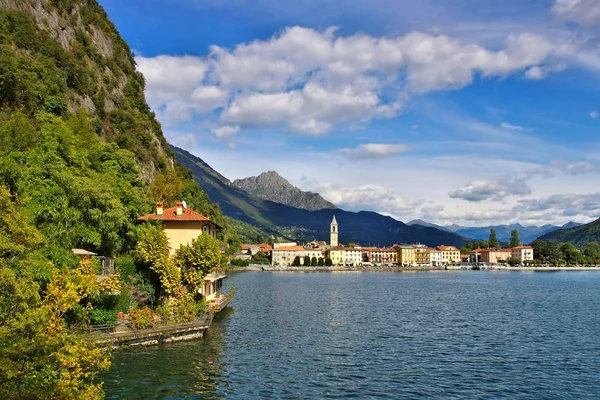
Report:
90,308,118,326
129,307,155,329
230,258,249,267
115,255,136,283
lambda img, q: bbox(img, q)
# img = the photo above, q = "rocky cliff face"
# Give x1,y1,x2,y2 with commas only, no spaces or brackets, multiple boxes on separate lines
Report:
232,171,336,211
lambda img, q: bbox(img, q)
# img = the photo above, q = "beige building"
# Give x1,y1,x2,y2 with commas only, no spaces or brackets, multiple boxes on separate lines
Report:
471,248,512,263
414,246,430,266
397,245,416,266
271,245,305,265
511,246,534,262
327,247,362,266
139,202,222,255
437,245,461,264
365,247,397,264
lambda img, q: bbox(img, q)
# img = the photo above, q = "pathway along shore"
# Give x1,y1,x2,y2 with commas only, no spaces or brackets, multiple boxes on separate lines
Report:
233,265,600,272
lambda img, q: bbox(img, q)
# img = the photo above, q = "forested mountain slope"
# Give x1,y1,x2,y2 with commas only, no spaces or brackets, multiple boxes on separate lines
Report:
0,0,237,258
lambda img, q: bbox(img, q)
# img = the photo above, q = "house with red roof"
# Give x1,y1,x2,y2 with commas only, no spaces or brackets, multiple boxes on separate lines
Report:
139,202,223,255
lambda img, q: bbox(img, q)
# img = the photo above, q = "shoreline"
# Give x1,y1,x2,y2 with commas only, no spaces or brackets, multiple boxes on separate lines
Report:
232,265,600,273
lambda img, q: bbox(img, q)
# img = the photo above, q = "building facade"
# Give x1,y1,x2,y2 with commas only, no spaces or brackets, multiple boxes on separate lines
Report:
366,248,397,264
511,246,534,262
271,245,305,265
397,246,416,266
429,249,442,266
414,245,430,266
139,202,222,255
437,245,461,264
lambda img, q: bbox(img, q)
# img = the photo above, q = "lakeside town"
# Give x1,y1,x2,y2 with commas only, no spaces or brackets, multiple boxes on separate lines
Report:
234,216,535,268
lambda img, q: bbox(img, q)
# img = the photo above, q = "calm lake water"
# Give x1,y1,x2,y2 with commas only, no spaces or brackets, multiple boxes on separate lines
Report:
103,271,600,399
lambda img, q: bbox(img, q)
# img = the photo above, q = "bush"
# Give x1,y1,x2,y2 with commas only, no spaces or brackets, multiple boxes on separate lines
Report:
325,258,333,266
129,307,155,329
230,258,249,267
90,308,118,326
317,257,324,266
115,255,136,283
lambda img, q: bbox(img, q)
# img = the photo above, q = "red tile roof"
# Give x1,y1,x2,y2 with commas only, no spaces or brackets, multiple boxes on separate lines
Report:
512,246,533,249
139,206,222,229
259,243,273,252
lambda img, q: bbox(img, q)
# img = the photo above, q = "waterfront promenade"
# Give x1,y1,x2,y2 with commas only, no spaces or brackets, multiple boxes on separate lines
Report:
233,264,600,272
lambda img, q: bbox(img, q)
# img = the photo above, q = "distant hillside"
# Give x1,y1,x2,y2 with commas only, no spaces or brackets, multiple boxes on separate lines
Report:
408,220,581,244
172,145,466,247
407,219,451,232
538,218,600,247
232,171,336,211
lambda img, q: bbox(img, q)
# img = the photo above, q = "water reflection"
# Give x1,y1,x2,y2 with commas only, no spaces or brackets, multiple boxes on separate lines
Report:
103,308,233,399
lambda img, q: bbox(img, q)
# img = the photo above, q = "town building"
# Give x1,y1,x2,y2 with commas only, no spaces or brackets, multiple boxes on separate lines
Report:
271,245,305,266
326,247,363,266
437,245,461,264
138,202,223,255
414,245,430,266
428,248,442,266
471,248,512,263
330,216,339,247
366,247,397,264
511,246,534,262
397,245,416,266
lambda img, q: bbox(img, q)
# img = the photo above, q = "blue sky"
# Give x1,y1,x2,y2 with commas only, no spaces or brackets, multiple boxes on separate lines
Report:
99,0,600,226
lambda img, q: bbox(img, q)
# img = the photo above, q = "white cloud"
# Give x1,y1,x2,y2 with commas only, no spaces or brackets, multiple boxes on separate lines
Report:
552,0,600,25
523,63,567,80
336,143,411,160
591,111,599,119
137,26,568,137
213,125,240,139
448,176,533,202
500,122,528,131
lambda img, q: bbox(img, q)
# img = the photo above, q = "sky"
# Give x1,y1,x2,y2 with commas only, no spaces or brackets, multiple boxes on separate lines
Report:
98,0,600,227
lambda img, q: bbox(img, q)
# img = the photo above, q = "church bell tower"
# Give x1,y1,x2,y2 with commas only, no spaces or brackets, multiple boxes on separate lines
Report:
330,215,339,247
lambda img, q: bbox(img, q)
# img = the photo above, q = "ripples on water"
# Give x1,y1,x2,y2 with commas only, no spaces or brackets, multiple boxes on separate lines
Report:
103,271,600,399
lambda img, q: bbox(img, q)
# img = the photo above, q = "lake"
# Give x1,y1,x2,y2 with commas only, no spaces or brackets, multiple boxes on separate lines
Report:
103,270,600,399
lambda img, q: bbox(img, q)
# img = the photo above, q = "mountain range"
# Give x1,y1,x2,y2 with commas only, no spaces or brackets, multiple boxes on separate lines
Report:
407,220,582,244
172,145,465,247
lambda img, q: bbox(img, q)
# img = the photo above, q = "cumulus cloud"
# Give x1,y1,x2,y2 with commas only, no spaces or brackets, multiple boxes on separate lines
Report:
552,0,600,25
136,26,566,138
449,160,599,202
591,111,599,119
516,193,600,218
448,176,532,202
336,143,411,160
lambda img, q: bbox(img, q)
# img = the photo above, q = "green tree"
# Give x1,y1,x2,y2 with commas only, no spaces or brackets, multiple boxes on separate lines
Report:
303,255,311,266
509,229,520,248
583,242,600,262
317,257,324,266
175,233,222,293
325,257,333,266
310,256,318,266
136,224,181,296
489,229,500,248
292,256,301,267
250,251,269,265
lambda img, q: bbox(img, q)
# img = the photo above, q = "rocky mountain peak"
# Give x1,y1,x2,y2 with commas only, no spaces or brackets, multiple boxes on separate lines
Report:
232,171,336,211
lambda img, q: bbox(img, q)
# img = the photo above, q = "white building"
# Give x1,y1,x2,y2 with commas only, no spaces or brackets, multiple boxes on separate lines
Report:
271,245,305,265
429,249,442,266
511,246,534,262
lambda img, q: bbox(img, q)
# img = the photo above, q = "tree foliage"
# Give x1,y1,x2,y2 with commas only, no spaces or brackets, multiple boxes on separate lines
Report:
175,233,222,293
488,229,500,248
509,229,520,248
